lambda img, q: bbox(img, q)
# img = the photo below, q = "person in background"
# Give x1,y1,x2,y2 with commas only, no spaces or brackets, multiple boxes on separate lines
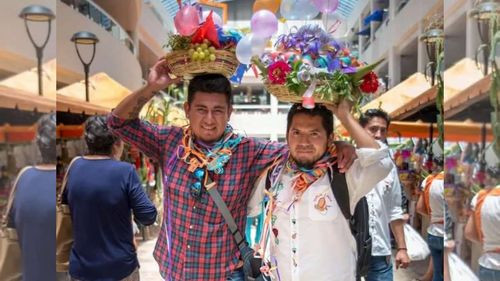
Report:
359,109,411,281
416,157,445,281
464,165,500,281
63,115,157,281
8,113,59,281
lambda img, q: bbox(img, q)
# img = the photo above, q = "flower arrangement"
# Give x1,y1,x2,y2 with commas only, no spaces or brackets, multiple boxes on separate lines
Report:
164,2,244,80
253,25,383,107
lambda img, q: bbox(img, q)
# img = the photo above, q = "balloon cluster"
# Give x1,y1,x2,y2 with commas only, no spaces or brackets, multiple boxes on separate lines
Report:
236,0,345,64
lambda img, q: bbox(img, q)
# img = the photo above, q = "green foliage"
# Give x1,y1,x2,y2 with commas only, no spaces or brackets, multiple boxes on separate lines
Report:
165,33,192,51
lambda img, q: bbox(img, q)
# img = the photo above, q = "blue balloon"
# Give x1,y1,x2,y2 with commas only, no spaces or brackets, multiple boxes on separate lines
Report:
280,0,320,20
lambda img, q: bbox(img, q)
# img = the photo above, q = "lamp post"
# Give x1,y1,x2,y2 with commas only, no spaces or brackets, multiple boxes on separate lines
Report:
470,0,500,76
420,28,444,86
19,5,55,96
71,31,99,102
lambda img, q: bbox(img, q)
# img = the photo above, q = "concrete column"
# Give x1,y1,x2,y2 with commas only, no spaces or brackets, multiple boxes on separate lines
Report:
389,0,398,21
270,95,278,116
417,21,427,74
465,2,481,60
388,46,401,87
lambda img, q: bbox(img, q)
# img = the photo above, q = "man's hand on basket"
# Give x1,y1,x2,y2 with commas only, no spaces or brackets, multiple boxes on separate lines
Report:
147,58,181,92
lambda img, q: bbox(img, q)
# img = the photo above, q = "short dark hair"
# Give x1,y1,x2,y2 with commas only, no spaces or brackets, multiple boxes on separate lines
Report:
187,74,232,106
84,115,118,155
359,108,391,128
286,104,334,136
36,113,56,164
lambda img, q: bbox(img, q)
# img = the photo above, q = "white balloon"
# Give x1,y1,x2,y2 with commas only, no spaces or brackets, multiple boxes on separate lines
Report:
202,10,223,27
236,34,253,64
251,35,268,56
322,12,348,37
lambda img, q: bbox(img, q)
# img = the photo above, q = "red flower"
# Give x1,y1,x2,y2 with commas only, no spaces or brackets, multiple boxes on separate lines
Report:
360,71,379,94
268,61,291,85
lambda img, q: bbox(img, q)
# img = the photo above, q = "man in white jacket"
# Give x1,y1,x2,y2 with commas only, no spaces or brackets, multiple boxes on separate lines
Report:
247,101,393,281
359,109,411,281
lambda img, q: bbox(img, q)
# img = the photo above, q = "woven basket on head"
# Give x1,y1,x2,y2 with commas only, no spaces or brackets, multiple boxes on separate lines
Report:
164,49,239,79
264,81,342,106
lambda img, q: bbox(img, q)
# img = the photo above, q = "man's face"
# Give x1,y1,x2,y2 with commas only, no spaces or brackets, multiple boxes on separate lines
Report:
363,116,388,142
287,113,330,169
184,91,232,143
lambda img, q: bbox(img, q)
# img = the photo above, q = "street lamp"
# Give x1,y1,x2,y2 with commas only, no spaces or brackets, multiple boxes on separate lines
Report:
71,31,99,102
470,0,500,75
19,5,55,96
420,28,444,86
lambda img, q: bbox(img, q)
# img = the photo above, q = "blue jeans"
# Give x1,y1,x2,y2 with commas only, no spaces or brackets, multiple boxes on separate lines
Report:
227,268,245,281
427,234,444,281
479,265,500,281
366,255,393,281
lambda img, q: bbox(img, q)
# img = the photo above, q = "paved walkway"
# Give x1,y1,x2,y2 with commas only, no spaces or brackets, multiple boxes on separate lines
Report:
137,239,163,281
137,238,430,281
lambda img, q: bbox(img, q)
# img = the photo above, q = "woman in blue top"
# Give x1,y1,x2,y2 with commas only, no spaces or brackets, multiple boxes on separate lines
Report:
64,115,157,281
9,113,59,281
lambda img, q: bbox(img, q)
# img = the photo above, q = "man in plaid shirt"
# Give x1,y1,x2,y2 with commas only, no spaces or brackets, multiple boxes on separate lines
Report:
108,59,355,281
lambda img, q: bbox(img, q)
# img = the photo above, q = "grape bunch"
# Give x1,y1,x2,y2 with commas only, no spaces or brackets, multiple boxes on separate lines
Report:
188,39,216,62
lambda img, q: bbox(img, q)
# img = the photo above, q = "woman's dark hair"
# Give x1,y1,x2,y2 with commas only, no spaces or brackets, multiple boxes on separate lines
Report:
187,73,232,106
36,113,56,164
84,115,118,155
286,104,334,136
359,108,391,128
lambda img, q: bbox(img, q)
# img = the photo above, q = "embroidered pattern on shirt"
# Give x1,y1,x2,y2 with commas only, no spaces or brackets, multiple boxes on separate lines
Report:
313,193,333,214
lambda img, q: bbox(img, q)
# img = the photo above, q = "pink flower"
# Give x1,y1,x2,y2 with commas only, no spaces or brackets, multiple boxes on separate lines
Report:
268,61,291,85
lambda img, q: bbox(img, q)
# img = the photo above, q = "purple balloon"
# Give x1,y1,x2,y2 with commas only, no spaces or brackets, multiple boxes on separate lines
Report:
251,10,278,38
312,0,339,13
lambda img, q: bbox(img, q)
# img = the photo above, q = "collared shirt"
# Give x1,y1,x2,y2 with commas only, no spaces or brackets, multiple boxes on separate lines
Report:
366,166,404,256
248,146,393,281
108,114,286,281
471,187,500,270
421,175,445,237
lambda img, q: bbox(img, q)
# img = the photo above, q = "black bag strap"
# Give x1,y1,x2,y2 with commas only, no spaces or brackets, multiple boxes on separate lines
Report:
327,167,351,220
204,175,247,251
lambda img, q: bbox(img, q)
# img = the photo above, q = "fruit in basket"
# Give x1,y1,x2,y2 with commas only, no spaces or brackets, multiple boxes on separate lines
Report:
189,41,218,62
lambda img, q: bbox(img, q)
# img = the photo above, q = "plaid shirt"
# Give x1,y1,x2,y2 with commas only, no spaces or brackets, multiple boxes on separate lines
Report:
108,114,286,281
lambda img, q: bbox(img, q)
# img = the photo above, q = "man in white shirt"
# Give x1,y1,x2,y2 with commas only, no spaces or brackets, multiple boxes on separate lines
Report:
359,109,410,281
247,101,393,281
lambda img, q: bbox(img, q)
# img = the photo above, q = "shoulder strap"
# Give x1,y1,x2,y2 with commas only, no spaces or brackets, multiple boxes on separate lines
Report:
204,175,247,251
57,156,82,205
327,166,351,220
422,172,444,216
2,166,32,227
474,187,500,242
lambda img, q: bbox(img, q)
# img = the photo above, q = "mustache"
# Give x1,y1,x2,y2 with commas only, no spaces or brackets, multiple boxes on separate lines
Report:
295,145,315,150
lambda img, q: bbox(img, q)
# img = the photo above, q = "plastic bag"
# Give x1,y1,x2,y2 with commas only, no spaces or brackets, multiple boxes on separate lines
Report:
448,252,479,281
403,224,430,261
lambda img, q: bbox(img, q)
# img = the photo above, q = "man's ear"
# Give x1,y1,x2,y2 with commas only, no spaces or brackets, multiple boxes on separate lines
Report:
227,105,233,119
184,102,190,118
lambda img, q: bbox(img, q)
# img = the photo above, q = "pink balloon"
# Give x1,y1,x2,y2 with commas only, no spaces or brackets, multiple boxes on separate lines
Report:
202,10,223,27
251,10,278,38
174,5,200,36
312,0,339,13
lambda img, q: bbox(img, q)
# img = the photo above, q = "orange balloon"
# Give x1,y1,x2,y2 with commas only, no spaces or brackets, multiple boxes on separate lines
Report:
253,0,281,13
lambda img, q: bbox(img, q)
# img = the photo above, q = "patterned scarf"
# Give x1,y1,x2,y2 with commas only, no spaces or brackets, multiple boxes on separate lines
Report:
177,125,242,175
285,145,338,197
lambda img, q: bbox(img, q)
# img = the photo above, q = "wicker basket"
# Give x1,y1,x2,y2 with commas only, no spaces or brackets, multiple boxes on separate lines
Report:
164,49,239,79
264,82,341,106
